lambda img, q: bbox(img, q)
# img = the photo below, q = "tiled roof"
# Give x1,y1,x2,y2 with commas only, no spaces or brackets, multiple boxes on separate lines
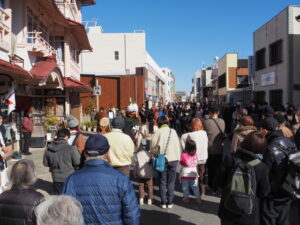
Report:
67,19,92,51
30,60,57,80
63,77,93,93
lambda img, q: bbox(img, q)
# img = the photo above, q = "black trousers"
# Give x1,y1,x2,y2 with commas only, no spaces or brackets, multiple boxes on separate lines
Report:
53,182,64,195
22,132,31,153
261,198,292,225
207,154,222,190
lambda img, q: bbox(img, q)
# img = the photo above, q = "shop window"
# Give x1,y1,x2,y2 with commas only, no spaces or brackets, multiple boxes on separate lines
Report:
115,51,119,60
50,36,65,62
218,73,226,88
269,89,282,107
269,40,283,66
237,75,249,88
254,91,265,104
255,48,266,71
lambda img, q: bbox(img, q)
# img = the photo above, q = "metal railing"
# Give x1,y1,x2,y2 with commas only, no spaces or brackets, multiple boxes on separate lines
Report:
27,31,56,56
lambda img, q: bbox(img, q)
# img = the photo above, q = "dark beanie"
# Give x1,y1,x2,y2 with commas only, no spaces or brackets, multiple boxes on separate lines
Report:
274,114,286,124
112,116,125,129
263,106,274,117
84,135,110,156
261,117,279,132
57,128,70,138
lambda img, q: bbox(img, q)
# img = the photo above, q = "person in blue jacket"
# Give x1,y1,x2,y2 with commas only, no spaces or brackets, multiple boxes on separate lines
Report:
62,134,140,225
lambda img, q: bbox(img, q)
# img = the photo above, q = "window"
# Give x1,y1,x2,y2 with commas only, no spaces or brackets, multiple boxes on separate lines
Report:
114,51,119,60
269,89,282,107
27,7,49,43
49,36,64,62
254,91,265,104
269,40,283,66
0,0,5,8
70,46,80,63
218,73,226,88
255,48,266,71
237,75,249,88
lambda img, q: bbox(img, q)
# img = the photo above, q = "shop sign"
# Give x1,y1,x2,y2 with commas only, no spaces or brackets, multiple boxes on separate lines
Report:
93,85,101,96
248,56,255,78
261,72,275,86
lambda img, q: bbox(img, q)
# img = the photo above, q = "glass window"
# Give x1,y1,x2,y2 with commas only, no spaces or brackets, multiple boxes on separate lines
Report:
115,51,119,60
255,48,266,71
0,0,5,8
269,40,283,66
50,36,65,62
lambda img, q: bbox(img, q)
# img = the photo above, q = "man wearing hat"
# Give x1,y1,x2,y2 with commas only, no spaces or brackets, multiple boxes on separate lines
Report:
43,128,80,194
62,134,140,225
104,116,135,176
66,115,84,154
260,116,296,225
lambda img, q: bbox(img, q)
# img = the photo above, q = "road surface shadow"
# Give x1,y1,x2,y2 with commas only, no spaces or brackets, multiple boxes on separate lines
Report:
141,209,196,225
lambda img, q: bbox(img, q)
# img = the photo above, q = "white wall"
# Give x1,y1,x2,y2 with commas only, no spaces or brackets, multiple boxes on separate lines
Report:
81,29,146,75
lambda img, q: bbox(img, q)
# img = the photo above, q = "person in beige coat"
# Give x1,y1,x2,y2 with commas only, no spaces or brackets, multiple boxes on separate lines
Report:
231,116,257,153
150,116,181,209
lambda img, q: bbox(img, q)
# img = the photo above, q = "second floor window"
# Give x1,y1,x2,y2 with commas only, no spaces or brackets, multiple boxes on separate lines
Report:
269,40,283,66
0,0,5,8
50,36,64,62
255,48,266,71
115,51,119,60
27,7,49,43
218,73,226,88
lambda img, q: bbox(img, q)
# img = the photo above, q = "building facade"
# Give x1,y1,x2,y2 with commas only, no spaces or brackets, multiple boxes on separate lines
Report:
201,67,213,102
162,67,176,104
0,0,94,122
81,25,168,110
254,6,300,107
192,71,201,102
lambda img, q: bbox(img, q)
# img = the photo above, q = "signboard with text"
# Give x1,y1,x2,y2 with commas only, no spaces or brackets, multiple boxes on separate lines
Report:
261,72,275,86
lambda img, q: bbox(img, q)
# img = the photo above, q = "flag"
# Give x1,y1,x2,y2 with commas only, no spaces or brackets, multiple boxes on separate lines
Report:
5,86,16,115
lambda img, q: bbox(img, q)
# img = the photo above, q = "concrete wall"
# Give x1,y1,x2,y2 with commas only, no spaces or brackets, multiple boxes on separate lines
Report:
81,29,146,75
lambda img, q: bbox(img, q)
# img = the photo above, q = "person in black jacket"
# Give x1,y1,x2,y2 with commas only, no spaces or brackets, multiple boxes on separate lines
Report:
261,117,296,225
0,159,44,225
218,131,270,225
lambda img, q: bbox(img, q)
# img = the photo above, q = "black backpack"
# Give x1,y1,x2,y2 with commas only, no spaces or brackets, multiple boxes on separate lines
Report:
223,157,260,215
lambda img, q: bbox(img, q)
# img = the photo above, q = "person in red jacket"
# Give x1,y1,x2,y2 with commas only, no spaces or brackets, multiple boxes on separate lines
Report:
22,111,33,155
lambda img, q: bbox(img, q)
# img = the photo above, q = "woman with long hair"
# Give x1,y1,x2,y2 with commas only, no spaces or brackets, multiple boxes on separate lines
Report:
136,113,158,150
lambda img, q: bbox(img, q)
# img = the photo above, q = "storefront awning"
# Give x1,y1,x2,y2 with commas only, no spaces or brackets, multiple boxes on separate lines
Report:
63,77,93,93
67,19,92,51
0,59,32,82
39,0,68,27
30,60,64,89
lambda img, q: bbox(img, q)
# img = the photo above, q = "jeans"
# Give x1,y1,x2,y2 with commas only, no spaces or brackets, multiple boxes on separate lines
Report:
22,132,31,154
181,179,200,199
158,161,178,204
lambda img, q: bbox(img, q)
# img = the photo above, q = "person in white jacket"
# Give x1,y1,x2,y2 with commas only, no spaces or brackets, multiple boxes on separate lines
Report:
150,116,181,209
181,118,208,196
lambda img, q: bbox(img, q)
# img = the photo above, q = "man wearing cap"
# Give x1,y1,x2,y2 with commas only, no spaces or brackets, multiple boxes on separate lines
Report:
43,128,80,194
260,116,296,225
104,116,135,176
66,115,85,154
62,134,140,225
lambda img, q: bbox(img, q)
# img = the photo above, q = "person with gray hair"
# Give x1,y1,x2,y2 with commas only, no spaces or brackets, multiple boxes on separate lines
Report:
35,195,83,225
0,159,44,225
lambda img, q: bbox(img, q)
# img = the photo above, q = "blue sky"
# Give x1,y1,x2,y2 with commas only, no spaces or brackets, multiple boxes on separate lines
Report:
83,0,300,92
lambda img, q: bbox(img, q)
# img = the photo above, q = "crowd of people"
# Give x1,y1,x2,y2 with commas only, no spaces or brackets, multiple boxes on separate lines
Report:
0,101,300,225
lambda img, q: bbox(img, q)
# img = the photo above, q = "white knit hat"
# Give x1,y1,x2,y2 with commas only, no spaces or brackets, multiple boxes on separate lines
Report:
127,103,138,112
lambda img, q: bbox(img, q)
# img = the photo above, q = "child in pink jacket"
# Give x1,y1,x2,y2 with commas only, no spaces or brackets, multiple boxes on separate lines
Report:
180,139,201,203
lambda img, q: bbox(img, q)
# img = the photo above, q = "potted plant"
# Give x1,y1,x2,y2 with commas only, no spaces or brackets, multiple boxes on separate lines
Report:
87,122,92,132
92,120,98,132
82,121,89,131
44,114,59,142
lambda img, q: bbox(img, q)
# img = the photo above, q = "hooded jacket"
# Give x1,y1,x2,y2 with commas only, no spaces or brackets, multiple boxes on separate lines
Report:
231,125,257,153
43,139,80,182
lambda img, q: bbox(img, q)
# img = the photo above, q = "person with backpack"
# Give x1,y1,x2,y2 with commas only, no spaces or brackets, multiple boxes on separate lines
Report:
203,106,225,191
150,116,181,209
180,138,202,204
260,117,297,225
218,131,270,225
134,139,154,206
43,128,81,194
67,115,85,154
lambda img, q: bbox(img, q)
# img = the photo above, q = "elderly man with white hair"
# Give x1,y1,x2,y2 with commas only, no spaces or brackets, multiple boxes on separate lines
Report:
35,195,83,225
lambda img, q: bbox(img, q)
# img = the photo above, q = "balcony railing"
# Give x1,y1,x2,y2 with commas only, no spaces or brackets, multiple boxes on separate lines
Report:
55,0,82,22
0,8,11,52
27,31,56,57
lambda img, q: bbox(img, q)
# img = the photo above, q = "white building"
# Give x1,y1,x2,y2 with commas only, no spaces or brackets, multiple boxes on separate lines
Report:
254,6,300,107
192,71,201,102
162,67,176,104
201,67,213,101
81,26,167,108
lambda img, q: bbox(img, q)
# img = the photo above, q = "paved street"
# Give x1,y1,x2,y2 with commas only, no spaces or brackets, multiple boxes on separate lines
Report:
7,143,221,225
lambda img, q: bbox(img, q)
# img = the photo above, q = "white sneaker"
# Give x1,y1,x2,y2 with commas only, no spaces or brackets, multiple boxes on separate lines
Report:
139,198,144,205
161,204,167,209
167,204,173,209
147,199,152,205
